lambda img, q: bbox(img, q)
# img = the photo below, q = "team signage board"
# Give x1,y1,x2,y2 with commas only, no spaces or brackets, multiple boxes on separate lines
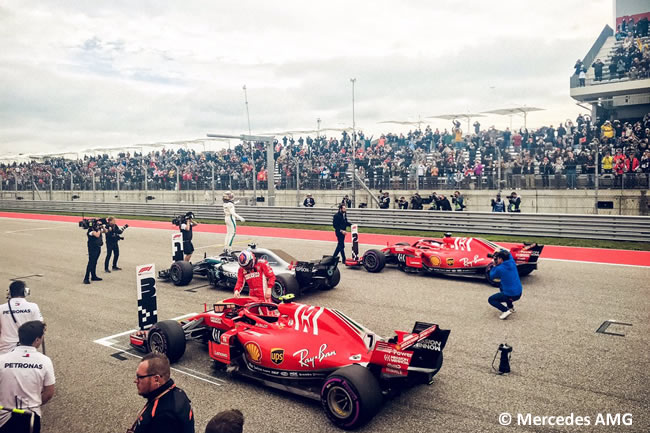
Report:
136,264,157,330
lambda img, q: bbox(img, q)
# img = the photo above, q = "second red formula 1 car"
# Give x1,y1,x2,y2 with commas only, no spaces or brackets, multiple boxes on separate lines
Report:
346,229,543,283
130,295,450,430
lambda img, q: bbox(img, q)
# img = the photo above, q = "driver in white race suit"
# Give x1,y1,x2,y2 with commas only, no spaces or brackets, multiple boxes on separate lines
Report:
223,191,245,253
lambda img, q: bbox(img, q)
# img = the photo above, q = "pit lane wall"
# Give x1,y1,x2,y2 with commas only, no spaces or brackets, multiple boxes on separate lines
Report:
1,197,649,242
1,189,648,216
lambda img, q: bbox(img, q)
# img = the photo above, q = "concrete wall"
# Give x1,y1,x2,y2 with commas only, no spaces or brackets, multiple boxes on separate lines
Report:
2,188,648,216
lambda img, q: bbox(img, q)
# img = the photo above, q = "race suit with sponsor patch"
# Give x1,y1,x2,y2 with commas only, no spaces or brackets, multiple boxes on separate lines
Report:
223,201,245,250
234,260,276,300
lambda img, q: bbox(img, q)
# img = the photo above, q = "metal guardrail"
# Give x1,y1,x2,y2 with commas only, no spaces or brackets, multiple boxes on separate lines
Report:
1,200,649,242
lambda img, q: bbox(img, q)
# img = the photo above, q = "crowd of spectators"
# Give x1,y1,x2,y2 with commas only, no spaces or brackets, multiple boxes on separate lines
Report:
2,114,650,194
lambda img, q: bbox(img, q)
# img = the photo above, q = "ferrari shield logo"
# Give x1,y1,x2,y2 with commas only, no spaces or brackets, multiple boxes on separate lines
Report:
446,258,454,266
271,348,284,365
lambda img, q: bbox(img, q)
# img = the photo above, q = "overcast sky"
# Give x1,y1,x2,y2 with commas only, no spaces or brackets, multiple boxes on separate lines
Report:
0,0,613,156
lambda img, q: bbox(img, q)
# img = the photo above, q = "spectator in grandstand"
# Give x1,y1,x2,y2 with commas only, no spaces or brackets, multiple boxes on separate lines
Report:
539,156,553,188
303,194,315,207
573,59,584,75
565,153,578,189
491,193,506,212
578,68,586,87
523,158,536,189
608,61,617,80
616,59,626,79
601,151,614,174
592,59,604,82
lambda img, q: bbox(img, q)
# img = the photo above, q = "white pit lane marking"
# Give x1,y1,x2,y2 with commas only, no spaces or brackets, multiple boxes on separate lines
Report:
5,227,55,234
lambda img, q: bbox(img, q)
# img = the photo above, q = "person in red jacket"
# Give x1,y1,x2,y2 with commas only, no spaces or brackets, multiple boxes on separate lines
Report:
233,251,275,302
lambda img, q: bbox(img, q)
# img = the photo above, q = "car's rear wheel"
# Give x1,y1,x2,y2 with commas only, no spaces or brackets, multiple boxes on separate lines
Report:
169,260,193,286
271,274,299,303
362,250,386,273
321,268,340,290
321,364,383,430
147,320,186,363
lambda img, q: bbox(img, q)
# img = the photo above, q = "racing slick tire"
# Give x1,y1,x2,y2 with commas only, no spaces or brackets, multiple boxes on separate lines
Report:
169,260,193,286
147,320,186,363
321,268,341,290
271,274,299,303
321,364,383,430
362,249,386,273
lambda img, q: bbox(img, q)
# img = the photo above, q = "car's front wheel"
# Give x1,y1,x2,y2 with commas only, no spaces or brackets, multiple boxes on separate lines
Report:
321,364,383,430
362,250,386,273
169,261,193,286
147,320,186,363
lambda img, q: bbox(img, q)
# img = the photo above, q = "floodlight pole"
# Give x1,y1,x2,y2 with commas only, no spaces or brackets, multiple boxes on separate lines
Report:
351,78,356,208
243,85,257,205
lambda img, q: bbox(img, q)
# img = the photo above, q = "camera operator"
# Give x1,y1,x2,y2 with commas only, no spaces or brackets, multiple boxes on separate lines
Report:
378,191,390,209
452,190,466,211
84,219,107,284
104,216,128,272
507,192,521,213
0,281,43,355
398,196,408,209
180,212,198,262
410,192,423,210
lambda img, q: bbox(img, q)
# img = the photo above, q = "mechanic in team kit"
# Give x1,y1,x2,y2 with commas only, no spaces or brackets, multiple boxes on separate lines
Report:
223,191,245,254
181,212,198,262
332,204,352,263
0,281,43,355
487,250,522,320
0,321,55,433
84,218,108,284
104,216,127,272
233,250,275,302
129,352,194,433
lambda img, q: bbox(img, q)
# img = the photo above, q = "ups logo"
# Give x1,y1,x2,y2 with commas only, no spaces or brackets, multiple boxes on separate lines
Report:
270,348,284,365
446,258,454,266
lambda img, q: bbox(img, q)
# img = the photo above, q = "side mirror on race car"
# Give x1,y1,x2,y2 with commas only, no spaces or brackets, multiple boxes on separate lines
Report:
278,293,295,303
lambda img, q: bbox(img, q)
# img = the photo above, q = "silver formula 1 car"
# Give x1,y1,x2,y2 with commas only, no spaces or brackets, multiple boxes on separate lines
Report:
159,244,341,303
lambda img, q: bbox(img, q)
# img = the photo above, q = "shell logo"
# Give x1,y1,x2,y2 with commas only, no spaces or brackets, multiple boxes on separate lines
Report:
430,256,441,266
245,342,262,363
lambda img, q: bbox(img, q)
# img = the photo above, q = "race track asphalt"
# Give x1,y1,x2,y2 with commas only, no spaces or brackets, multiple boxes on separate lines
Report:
1,216,648,433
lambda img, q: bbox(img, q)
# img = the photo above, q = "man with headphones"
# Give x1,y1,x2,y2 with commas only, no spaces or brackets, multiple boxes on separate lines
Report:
0,281,43,355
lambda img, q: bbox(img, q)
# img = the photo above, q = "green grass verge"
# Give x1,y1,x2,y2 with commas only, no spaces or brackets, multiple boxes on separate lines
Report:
5,209,650,251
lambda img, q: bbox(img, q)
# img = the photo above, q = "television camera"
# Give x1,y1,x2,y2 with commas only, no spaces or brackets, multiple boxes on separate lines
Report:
172,212,196,227
78,217,108,230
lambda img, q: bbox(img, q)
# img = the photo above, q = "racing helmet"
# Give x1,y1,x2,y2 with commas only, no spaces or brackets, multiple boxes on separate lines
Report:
238,250,255,269
223,191,234,202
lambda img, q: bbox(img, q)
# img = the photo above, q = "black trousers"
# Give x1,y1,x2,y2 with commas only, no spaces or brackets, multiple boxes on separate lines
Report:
105,242,119,269
333,232,346,262
0,412,41,433
85,246,101,280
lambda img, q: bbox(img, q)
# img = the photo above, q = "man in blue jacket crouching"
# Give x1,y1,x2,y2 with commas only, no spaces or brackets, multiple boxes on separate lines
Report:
488,250,522,320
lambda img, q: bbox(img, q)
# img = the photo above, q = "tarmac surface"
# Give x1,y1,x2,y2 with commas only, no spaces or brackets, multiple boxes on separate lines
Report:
0,216,648,433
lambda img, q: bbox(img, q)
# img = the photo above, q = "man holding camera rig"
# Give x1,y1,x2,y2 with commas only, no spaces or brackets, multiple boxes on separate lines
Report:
104,216,128,273
180,212,198,262
84,218,108,284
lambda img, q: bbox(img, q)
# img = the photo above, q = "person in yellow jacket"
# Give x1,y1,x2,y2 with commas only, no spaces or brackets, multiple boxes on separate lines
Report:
601,151,613,174
600,121,614,143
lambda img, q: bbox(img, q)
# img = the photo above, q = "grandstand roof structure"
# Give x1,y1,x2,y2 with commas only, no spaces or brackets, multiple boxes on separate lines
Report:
481,106,545,128
427,113,486,132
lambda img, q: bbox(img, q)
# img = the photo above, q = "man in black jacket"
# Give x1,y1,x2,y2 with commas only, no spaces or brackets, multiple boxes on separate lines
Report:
104,216,127,272
129,353,194,433
303,194,315,207
332,204,351,263
84,220,107,284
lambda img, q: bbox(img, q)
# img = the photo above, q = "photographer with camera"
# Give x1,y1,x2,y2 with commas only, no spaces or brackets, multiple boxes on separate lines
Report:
410,192,423,210
84,218,108,284
487,250,522,320
179,212,198,262
104,216,128,273
0,281,43,355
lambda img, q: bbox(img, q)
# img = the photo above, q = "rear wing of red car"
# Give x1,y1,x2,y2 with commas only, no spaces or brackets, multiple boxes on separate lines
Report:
511,243,544,263
370,322,450,377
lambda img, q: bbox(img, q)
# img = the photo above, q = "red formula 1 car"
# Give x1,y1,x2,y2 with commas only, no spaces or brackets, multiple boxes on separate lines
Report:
130,295,450,430
346,229,543,283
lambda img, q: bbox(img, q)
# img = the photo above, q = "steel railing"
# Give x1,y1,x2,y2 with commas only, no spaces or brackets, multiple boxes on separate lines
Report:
1,199,649,242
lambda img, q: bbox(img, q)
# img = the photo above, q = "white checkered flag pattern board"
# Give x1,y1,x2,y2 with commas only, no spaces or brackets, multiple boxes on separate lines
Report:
136,264,158,330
